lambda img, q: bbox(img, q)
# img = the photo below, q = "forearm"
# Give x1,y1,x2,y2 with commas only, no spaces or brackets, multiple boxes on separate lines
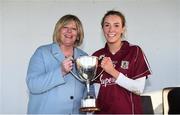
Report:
27,67,65,94
115,73,146,95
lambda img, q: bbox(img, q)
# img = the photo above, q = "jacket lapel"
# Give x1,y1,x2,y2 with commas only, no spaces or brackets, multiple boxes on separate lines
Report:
51,43,85,63
51,43,65,62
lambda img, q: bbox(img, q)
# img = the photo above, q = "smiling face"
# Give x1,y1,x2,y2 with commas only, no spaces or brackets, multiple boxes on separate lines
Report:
102,15,125,44
59,21,78,47
53,14,84,47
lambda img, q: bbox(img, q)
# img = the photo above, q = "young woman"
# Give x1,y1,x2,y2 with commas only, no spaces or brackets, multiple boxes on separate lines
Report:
93,10,151,114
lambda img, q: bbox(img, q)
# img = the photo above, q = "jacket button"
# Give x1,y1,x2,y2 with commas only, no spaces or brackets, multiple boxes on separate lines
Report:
70,96,74,100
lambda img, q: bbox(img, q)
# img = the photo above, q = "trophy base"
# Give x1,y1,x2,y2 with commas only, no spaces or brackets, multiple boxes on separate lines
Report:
80,107,100,113
80,98,100,113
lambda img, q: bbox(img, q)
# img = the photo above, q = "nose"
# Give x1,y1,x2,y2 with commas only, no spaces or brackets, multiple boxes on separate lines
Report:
109,26,114,32
67,28,72,33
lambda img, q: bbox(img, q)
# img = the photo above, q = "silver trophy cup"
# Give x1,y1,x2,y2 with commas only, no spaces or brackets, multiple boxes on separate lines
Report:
70,56,100,112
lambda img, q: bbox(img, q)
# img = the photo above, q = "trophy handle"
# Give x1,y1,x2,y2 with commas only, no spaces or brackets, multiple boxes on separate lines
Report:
66,56,85,82
91,55,105,81
91,69,104,81
70,70,85,82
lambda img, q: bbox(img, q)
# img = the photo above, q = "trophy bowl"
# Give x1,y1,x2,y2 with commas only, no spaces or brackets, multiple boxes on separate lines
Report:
70,56,100,113
76,56,98,82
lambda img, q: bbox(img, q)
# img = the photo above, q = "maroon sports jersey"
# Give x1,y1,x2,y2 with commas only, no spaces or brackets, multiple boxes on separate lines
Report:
92,40,151,114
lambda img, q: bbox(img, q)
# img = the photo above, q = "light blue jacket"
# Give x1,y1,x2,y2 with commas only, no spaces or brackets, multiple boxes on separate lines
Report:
26,43,90,114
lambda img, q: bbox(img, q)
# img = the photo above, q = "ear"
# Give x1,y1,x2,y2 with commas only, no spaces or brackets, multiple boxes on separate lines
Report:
122,27,126,33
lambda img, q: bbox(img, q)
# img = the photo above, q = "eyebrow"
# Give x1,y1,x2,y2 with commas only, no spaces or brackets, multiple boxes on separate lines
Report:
104,22,120,25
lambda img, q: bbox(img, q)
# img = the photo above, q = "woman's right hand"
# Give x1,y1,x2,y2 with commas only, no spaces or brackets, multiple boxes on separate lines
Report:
61,57,73,76
101,57,119,79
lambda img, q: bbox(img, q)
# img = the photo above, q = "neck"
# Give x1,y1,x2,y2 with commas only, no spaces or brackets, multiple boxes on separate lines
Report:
60,45,74,57
108,40,122,54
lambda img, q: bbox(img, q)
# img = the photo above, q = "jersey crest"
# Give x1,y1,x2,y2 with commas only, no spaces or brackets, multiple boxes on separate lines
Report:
121,60,129,69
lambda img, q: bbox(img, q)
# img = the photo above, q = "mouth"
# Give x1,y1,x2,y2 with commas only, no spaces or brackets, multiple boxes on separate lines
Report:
107,33,116,37
64,34,73,39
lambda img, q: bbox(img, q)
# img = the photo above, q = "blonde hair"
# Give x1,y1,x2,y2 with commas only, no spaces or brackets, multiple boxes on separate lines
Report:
53,14,84,46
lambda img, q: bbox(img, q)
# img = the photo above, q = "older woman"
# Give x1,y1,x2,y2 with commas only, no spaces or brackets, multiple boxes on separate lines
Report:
26,14,88,114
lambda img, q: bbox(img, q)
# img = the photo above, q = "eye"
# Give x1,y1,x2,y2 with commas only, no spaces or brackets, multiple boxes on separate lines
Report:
115,24,120,27
72,28,77,31
62,26,68,30
104,24,110,27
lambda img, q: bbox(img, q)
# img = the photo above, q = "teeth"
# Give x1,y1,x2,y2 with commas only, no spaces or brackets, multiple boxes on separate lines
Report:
108,33,116,37
65,34,72,38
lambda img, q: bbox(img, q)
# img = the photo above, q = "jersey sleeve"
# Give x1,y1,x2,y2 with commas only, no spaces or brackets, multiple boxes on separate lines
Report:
133,46,151,79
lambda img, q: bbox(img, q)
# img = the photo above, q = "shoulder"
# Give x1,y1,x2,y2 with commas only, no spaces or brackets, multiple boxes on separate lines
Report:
125,41,146,62
37,43,54,50
124,41,142,53
33,43,54,55
75,47,88,56
92,48,105,56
